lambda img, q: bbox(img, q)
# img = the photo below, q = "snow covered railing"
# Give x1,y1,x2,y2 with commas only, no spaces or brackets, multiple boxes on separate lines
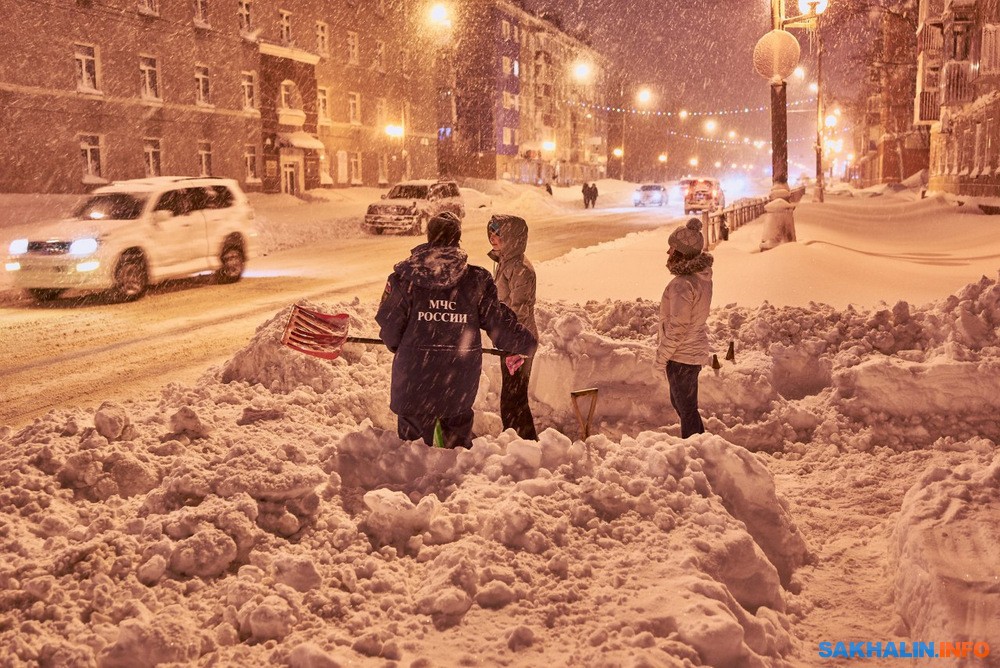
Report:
702,195,769,249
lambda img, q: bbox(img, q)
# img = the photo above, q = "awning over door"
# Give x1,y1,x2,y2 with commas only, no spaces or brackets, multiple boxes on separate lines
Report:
277,132,325,150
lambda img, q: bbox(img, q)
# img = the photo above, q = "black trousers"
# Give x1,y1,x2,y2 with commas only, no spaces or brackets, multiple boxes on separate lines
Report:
397,410,474,448
666,361,705,438
501,356,538,440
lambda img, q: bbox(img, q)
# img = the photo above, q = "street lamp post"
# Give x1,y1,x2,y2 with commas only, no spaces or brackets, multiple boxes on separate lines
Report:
428,3,455,178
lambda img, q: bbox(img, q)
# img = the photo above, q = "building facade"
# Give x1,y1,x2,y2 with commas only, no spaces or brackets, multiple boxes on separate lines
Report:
913,0,1000,196
0,0,438,194
448,0,609,186
849,8,930,188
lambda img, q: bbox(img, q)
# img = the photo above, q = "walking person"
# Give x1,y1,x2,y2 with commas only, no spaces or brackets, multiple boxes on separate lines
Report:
376,212,537,448
589,182,599,208
656,218,714,438
487,214,539,440
581,182,591,208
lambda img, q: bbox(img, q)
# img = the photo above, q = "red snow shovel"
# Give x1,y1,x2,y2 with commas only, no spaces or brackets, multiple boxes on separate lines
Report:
280,303,510,361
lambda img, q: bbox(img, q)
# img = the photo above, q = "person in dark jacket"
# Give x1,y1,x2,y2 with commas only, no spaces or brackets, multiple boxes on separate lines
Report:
581,182,591,208
487,214,538,440
589,182,599,208
376,212,537,448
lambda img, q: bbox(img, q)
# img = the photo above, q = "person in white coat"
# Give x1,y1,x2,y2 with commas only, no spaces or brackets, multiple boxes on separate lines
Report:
656,218,714,437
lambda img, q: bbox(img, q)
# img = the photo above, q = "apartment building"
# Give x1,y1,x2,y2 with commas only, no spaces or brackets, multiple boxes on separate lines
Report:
914,0,1000,196
848,8,929,188
0,0,437,194
448,1,609,185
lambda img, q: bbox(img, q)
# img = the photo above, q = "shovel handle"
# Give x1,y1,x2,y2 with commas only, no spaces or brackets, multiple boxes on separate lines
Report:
345,336,506,356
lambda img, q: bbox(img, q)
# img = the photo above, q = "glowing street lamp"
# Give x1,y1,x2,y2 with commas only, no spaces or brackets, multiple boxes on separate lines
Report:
542,140,556,152
384,124,405,138
428,2,451,28
572,62,592,83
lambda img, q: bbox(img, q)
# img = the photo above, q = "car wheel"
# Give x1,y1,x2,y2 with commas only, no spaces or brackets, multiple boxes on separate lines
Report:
27,288,65,302
216,243,245,284
112,253,148,302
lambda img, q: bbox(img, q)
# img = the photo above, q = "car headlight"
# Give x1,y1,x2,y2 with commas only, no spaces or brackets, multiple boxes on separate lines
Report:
69,238,99,255
9,239,28,255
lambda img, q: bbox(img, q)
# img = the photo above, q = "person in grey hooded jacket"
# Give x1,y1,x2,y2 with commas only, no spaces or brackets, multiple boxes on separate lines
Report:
376,212,536,448
656,218,714,437
487,214,539,440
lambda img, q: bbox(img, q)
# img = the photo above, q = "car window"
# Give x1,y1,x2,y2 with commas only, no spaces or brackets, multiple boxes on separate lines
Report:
430,184,445,199
192,185,235,210
446,183,460,198
73,193,147,220
387,185,429,199
154,189,191,216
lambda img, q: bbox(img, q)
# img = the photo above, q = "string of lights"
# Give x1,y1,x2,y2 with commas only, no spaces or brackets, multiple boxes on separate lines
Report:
565,97,817,117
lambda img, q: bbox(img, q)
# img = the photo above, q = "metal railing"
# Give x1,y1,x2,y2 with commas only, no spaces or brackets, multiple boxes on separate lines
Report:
700,185,805,249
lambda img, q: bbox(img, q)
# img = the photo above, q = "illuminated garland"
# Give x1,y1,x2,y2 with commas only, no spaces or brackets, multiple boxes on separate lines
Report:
566,97,817,117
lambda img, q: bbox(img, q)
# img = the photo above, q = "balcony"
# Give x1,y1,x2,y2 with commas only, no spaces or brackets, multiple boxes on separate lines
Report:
941,60,974,106
916,90,941,123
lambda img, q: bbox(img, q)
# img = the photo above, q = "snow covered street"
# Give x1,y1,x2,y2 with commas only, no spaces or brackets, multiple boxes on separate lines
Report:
2,180,999,666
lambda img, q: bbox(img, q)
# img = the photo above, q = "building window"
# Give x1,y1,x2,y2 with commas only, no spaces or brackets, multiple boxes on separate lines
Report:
347,31,360,65
317,86,331,124
195,65,211,105
503,127,512,145
138,0,159,16
238,0,252,30
194,0,209,25
198,141,212,176
281,81,300,109
513,60,519,77
374,41,386,72
241,71,257,110
139,56,160,100
400,48,411,79
502,20,510,40
244,145,259,181
143,138,162,177
279,10,292,44
375,97,387,128
348,92,361,124
74,44,100,93
80,134,102,179
349,151,362,184
502,56,512,76
316,21,329,55
984,25,1000,75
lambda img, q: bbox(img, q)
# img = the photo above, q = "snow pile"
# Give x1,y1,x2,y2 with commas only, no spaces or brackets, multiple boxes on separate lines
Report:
891,452,1000,659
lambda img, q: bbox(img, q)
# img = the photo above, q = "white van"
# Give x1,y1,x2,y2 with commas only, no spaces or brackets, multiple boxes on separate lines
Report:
5,177,258,302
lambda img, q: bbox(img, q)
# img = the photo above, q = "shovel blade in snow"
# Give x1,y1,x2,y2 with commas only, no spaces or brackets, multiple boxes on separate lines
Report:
281,304,352,360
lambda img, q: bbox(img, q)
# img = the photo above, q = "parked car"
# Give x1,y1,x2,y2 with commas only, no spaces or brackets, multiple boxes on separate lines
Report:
363,179,465,235
5,176,258,303
633,184,668,207
681,177,726,214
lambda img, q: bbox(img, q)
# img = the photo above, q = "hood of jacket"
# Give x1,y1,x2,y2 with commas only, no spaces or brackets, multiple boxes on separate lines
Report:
667,251,714,276
394,243,469,289
487,215,529,263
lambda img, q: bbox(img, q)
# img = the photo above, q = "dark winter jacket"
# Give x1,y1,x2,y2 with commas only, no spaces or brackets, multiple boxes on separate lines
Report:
376,243,537,417
487,215,537,340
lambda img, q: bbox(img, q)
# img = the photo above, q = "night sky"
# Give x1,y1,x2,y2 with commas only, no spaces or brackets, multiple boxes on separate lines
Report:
532,0,874,178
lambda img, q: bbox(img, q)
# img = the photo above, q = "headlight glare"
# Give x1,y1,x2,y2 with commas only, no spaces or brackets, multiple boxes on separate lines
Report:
69,238,99,255
9,239,28,255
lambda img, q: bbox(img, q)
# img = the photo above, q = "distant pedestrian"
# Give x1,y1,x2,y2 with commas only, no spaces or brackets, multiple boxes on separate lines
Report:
581,182,591,208
656,218,714,438
590,182,599,208
487,214,538,440
376,212,537,448
545,182,553,196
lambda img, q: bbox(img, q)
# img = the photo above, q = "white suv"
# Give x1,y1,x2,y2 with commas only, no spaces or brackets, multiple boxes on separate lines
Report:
364,179,465,235
5,177,258,303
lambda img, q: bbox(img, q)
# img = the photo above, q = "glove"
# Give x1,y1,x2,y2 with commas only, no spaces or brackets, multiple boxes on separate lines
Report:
505,354,525,375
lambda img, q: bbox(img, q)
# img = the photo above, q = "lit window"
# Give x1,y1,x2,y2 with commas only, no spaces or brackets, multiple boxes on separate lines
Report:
144,138,162,177
198,141,212,176
244,145,259,181
74,44,100,92
374,41,385,72
139,56,160,100
241,71,257,110
317,87,331,123
195,65,211,105
348,92,361,124
194,0,209,24
80,134,102,178
350,151,362,184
